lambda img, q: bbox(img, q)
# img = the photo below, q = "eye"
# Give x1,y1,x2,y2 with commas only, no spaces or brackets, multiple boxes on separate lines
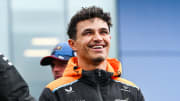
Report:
82,31,93,36
82,29,94,36
99,28,109,35
61,63,67,67
100,30,109,35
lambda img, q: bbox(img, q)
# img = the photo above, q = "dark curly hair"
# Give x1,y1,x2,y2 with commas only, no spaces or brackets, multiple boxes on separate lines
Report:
67,6,112,40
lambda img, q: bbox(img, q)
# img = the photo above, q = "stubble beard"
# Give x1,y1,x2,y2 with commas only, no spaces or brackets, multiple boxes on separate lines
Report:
92,56,105,66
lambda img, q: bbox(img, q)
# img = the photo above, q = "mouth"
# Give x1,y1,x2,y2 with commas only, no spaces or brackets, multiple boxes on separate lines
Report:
55,75,62,79
88,43,106,50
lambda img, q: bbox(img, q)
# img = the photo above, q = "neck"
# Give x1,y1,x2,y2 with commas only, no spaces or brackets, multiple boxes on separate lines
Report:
77,57,107,71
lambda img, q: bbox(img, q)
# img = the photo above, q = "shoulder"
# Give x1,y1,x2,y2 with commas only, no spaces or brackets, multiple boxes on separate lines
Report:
46,76,80,92
113,78,145,101
113,77,139,89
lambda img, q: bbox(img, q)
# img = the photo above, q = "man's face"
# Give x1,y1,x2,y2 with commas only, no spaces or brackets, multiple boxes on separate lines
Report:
51,59,68,79
70,18,111,64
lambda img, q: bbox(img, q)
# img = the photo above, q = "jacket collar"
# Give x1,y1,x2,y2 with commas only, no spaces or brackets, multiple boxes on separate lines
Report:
80,69,113,86
63,57,122,78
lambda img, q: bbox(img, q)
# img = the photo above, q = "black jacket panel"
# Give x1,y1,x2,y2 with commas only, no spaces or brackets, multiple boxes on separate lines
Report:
40,69,144,101
0,53,36,101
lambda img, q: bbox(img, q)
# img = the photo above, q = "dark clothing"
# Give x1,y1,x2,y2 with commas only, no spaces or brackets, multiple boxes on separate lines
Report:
39,57,145,101
0,53,35,101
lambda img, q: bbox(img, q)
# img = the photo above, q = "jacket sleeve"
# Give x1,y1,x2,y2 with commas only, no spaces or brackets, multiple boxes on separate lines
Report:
39,88,58,101
136,89,145,101
0,53,36,101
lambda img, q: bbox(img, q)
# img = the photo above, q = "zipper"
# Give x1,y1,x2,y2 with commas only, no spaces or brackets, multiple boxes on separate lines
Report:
96,70,103,101
97,83,103,101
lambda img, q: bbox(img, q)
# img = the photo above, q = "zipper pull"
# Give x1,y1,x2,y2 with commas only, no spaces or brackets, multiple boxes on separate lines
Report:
98,70,101,77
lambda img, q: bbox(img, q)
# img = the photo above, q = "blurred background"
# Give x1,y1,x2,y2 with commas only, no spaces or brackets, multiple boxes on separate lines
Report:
0,0,179,100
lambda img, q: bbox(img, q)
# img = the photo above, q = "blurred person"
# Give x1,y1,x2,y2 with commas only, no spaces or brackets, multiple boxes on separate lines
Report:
40,42,75,80
39,6,144,101
0,53,35,101
0,42,74,100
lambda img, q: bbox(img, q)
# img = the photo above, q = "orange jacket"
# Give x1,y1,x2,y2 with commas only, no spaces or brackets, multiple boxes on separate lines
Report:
46,57,137,90
39,57,144,101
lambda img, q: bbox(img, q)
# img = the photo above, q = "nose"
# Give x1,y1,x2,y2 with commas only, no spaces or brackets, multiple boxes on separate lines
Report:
93,32,103,42
52,66,60,72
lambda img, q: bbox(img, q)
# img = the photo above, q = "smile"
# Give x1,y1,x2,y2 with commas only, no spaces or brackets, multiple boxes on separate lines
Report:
87,44,107,53
92,45,103,49
88,43,106,49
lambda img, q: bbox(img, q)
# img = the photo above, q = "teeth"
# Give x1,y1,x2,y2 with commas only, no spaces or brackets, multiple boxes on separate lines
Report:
92,46,103,49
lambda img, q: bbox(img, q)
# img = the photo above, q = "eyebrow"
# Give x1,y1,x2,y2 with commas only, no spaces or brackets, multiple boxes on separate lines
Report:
83,28,93,32
100,28,109,31
83,28,109,31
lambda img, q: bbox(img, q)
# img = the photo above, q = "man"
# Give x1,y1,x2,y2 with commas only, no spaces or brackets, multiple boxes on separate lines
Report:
40,42,75,80
0,53,35,101
39,6,145,101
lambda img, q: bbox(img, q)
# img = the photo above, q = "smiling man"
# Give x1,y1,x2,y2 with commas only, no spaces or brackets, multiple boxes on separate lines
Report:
39,6,145,101
70,17,111,71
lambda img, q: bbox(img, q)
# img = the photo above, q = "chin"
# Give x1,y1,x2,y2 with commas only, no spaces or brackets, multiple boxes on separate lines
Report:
92,56,105,65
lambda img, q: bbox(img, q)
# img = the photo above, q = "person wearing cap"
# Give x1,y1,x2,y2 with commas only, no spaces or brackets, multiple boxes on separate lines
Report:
40,42,75,80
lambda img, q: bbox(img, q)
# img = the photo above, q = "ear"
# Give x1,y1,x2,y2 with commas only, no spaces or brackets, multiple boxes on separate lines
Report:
68,39,77,51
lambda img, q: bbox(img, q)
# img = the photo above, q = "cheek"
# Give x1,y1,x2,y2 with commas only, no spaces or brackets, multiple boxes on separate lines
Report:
106,35,111,42
75,39,87,50
105,37,111,46
60,67,66,71
51,69,55,74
